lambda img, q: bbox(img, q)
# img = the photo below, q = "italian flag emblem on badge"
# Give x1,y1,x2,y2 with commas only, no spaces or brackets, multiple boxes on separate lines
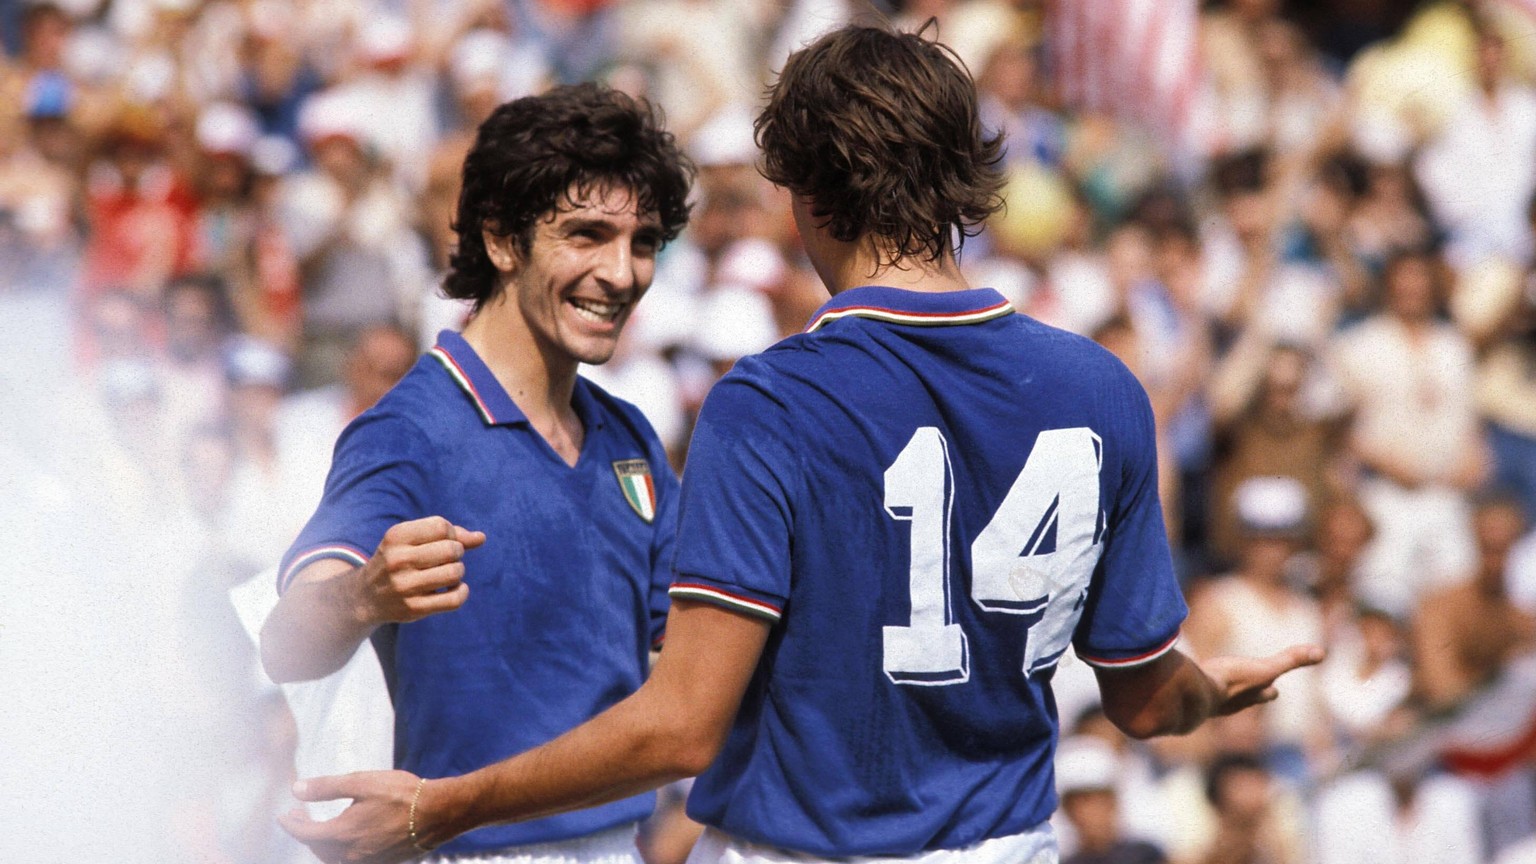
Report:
613,459,657,523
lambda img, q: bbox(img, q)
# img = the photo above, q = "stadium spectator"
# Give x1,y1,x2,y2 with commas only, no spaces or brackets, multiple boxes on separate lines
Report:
1056,735,1170,864
1415,27,1536,270
281,90,431,385
235,3,323,146
1411,495,1536,856
1344,159,1434,279
1316,605,1411,749
274,322,418,505
1186,477,1328,783
1331,247,1485,618
80,107,199,302
1455,243,1536,522
1208,341,1344,564
1313,768,1483,864
1300,496,1375,639
1195,752,1298,864
978,36,1067,170
157,272,232,430
1411,495,1535,713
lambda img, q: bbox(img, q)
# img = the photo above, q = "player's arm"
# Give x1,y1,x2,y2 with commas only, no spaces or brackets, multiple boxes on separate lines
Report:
1093,644,1323,739
260,517,484,683
277,599,768,863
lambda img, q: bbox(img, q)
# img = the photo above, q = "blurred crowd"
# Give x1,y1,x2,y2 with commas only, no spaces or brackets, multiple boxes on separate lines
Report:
4,0,1536,861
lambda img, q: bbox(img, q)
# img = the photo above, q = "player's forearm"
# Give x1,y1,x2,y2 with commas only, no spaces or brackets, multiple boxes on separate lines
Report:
259,566,375,683
416,685,717,846
414,600,762,846
1095,649,1222,739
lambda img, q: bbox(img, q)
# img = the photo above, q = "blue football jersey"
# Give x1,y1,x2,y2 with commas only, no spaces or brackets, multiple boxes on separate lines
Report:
670,287,1186,856
280,331,677,853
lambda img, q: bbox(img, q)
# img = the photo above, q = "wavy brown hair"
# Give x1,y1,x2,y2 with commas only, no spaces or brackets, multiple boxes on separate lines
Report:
755,24,1005,264
444,84,694,309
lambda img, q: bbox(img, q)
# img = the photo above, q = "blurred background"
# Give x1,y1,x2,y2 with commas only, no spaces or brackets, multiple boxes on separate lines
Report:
2,0,1536,861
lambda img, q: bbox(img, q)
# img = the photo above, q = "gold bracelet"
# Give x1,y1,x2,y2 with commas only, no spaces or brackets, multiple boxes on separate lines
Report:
408,776,433,854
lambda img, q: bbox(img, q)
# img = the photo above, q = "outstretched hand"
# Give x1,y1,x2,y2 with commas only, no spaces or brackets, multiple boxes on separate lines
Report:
279,770,433,864
1202,644,1326,717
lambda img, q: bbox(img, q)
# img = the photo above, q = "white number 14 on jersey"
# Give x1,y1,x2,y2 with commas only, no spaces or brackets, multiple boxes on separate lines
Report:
882,426,1104,685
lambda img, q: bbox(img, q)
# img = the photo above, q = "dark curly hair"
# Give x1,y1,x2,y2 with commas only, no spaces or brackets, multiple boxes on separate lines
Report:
444,84,694,309
755,24,1005,264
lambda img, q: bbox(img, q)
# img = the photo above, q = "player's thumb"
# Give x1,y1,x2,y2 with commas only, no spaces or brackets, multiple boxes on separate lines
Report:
455,526,487,549
292,773,365,802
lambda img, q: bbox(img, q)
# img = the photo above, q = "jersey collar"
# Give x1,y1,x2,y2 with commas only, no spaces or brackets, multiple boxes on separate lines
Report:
804,286,1014,333
428,330,528,426
427,330,606,431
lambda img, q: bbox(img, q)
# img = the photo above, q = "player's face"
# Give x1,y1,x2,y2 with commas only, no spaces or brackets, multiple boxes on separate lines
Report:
495,184,663,368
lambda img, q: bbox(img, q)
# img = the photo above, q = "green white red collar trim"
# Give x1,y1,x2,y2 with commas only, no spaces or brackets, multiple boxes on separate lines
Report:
804,286,1014,333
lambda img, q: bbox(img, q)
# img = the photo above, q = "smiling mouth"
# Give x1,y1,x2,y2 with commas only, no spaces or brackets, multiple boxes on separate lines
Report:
568,297,627,325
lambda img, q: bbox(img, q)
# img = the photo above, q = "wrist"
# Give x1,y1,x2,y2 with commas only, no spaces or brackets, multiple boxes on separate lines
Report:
416,775,478,849
347,563,382,628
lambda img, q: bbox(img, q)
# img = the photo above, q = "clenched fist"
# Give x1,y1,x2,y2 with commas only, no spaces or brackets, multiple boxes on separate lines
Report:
355,516,486,626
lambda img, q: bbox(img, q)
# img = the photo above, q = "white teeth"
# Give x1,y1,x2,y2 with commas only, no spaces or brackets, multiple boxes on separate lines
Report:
569,298,624,323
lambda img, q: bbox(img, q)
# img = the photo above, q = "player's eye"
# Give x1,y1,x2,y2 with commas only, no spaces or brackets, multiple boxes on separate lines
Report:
633,233,661,256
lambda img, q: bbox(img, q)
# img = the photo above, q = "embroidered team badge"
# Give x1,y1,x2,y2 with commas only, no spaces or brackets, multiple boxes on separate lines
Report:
612,459,657,523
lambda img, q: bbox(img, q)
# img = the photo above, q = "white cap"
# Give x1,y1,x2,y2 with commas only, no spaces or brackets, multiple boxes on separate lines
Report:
124,54,175,103
298,89,366,144
450,29,510,91
690,103,758,168
197,102,259,157
224,336,293,388
359,16,413,63
691,286,779,362
1234,476,1308,537
1055,735,1118,796
716,238,785,293
251,134,298,176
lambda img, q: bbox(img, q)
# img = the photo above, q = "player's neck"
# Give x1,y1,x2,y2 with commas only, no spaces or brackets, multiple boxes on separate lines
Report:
820,242,971,296
461,299,580,426
795,196,972,296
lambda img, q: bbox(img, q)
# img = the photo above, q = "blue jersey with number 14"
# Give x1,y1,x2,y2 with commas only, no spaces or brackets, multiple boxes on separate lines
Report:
669,286,1187,857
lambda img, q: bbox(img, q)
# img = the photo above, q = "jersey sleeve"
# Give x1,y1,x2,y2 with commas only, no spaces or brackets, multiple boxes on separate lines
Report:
1073,374,1187,668
669,374,796,624
277,411,437,593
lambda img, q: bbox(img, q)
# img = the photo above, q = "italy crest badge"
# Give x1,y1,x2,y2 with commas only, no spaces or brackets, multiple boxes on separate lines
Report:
612,459,657,523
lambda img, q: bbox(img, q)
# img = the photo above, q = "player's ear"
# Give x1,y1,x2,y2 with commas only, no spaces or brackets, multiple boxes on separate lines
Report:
482,223,523,275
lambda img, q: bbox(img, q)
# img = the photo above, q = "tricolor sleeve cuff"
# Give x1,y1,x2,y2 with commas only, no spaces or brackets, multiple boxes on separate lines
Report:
278,544,370,594
669,579,784,624
1076,631,1181,669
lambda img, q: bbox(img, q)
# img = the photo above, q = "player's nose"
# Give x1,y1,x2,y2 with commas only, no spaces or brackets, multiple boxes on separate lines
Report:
592,239,637,294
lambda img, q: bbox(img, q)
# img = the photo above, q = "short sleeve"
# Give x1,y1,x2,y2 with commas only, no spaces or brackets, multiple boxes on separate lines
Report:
669,376,795,624
1073,376,1187,667
278,412,437,593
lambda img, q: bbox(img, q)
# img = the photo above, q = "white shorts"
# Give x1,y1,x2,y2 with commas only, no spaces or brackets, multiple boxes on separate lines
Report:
684,825,1057,864
424,825,643,864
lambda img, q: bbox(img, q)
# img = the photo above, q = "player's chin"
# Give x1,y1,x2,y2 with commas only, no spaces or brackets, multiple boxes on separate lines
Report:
569,334,622,367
